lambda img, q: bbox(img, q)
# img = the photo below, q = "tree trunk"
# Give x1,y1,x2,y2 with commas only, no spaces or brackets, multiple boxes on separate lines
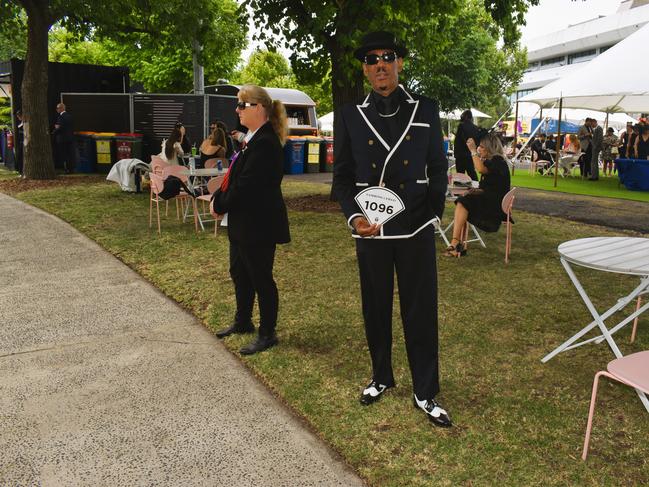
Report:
330,41,365,112
22,0,56,180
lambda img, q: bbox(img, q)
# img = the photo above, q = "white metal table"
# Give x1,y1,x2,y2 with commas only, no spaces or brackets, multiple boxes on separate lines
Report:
179,167,224,230
543,236,649,411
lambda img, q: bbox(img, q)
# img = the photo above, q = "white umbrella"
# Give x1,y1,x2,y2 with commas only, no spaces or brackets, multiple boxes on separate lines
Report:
440,108,491,120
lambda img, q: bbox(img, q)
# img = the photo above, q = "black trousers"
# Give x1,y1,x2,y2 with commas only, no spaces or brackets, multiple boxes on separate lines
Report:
580,144,592,177
355,226,440,399
56,141,76,173
455,155,478,181
229,241,278,337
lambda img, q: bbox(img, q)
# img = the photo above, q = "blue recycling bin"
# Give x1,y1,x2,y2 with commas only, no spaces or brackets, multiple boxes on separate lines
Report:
283,137,305,174
75,132,97,173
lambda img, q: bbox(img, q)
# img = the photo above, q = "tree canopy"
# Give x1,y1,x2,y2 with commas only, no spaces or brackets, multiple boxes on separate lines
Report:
405,0,527,112
0,0,247,178
233,49,333,115
242,0,537,109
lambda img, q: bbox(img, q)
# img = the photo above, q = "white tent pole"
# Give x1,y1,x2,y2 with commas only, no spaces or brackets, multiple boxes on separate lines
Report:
553,96,563,187
512,98,519,175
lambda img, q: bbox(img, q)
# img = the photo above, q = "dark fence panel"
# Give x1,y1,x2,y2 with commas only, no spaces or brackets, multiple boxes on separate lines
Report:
61,94,130,133
133,95,204,161
208,95,239,133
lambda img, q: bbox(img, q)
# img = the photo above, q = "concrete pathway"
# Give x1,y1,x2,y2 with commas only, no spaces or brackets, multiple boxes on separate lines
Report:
0,193,364,486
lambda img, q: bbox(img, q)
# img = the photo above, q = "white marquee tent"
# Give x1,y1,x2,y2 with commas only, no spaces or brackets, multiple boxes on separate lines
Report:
520,23,649,113
318,111,334,133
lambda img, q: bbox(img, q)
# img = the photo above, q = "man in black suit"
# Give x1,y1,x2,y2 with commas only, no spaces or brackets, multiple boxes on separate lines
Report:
589,118,603,180
333,31,452,427
53,103,76,174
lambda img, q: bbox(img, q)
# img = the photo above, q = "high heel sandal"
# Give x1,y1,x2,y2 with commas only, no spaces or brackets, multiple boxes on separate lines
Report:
443,239,467,258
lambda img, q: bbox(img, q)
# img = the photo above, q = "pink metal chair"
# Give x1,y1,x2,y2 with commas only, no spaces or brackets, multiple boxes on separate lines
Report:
582,350,649,460
501,187,517,264
161,165,199,232
149,173,165,235
204,158,218,169
196,175,225,235
149,156,177,218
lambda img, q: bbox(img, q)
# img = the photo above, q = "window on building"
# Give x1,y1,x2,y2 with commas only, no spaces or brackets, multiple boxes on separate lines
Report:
525,61,539,73
540,56,566,67
568,49,597,64
599,45,613,54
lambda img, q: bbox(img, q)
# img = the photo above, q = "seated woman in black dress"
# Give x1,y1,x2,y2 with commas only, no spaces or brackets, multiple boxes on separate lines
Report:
198,127,227,168
445,132,511,257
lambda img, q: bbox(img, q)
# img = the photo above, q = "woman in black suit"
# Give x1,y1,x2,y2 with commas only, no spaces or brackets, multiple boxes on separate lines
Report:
210,84,291,355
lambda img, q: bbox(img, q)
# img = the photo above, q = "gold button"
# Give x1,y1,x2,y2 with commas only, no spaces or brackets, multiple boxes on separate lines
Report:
403,159,409,166
380,182,386,187
399,183,405,190
368,139,374,145
406,135,411,141
371,163,377,169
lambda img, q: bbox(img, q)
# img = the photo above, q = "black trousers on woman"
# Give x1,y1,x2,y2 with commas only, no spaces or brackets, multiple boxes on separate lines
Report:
355,227,440,400
229,241,278,337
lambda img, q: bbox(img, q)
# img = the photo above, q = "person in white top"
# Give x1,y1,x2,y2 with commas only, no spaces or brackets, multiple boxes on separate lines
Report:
159,127,184,165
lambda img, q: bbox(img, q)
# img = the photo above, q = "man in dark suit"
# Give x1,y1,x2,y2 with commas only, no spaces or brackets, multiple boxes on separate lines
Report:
577,118,593,178
332,31,452,428
589,118,603,180
53,103,76,174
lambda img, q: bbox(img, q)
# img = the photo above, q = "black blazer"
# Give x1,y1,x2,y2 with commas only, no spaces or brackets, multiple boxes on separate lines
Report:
212,121,290,245
454,119,478,160
332,86,447,238
53,111,74,143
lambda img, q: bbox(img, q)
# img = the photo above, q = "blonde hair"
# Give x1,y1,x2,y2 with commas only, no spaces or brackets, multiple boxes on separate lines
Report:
238,84,288,145
480,132,511,167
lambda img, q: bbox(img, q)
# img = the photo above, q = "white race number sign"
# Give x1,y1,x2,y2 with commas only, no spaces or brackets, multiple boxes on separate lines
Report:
354,186,405,226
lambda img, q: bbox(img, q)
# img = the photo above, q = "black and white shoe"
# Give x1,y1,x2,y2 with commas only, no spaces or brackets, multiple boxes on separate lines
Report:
413,394,453,428
359,380,393,406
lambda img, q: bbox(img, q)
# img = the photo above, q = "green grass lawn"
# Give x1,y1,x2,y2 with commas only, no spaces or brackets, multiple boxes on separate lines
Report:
7,178,649,486
511,170,649,203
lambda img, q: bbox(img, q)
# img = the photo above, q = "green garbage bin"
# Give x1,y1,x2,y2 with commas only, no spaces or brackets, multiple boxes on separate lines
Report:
92,132,117,173
115,133,144,161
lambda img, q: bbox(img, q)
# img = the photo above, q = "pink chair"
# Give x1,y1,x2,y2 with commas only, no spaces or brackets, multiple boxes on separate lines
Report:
149,173,165,235
501,187,517,264
196,175,225,235
204,158,218,169
150,165,199,233
582,350,649,460
149,157,177,218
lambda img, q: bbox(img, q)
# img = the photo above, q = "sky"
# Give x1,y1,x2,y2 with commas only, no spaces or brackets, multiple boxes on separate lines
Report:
520,0,621,44
239,0,624,63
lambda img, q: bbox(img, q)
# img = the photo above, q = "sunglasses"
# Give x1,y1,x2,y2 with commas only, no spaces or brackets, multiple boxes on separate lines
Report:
237,101,258,110
363,51,397,65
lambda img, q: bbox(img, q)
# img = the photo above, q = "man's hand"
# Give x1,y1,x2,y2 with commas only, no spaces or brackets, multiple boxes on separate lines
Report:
353,216,381,237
